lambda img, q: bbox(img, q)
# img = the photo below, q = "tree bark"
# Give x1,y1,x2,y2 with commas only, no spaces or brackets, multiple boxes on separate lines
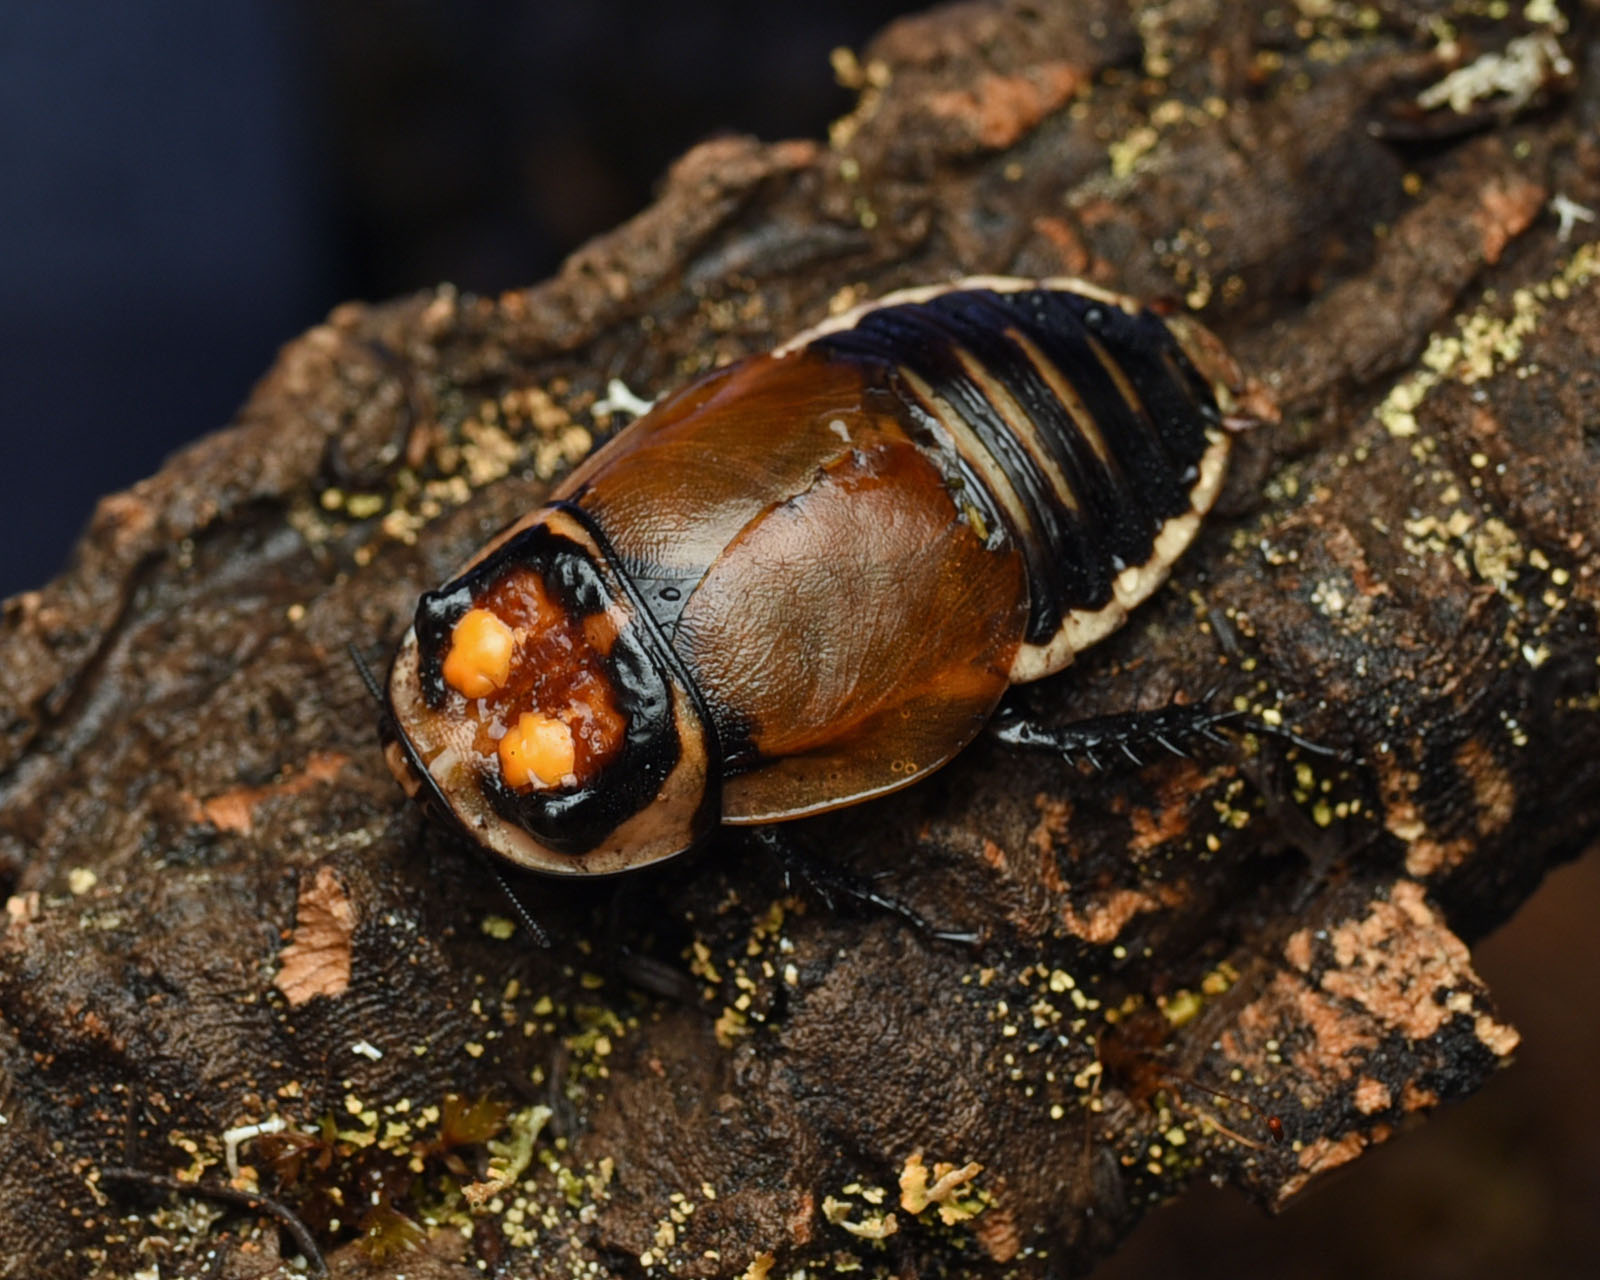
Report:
3,2,1598,1277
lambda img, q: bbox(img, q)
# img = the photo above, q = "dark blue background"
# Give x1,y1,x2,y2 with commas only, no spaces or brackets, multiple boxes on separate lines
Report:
0,0,910,598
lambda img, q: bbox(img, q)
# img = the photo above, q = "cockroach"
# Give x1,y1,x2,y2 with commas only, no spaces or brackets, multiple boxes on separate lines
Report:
379,276,1267,939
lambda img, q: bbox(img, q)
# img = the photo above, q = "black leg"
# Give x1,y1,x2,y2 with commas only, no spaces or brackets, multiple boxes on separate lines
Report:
347,640,386,705
744,826,979,946
464,844,552,948
603,878,703,1004
989,692,1337,771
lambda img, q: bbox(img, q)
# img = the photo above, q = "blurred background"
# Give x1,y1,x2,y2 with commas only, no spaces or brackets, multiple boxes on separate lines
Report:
0,0,910,601
1,3,1595,1277
1099,850,1600,1280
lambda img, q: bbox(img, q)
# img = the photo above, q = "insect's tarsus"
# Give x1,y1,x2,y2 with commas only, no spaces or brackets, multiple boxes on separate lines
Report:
749,826,980,946
348,641,386,706
480,855,553,949
991,689,1342,770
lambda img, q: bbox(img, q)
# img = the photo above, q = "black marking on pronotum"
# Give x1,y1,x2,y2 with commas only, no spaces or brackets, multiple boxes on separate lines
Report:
416,514,702,856
549,499,725,826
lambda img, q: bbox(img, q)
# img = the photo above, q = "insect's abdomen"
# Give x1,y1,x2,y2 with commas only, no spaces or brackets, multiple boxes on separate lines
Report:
808,282,1233,682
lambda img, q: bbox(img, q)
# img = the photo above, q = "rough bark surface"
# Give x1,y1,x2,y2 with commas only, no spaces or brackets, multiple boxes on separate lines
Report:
3,2,1598,1277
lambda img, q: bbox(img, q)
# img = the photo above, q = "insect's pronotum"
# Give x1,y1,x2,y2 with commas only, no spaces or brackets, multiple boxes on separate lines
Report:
381,277,1254,924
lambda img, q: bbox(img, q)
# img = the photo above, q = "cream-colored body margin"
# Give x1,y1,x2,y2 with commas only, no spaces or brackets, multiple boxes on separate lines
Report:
1006,427,1229,682
386,508,715,877
773,274,1138,356
777,274,1235,685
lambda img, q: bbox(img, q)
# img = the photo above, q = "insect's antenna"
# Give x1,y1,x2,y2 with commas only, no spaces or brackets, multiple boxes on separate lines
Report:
344,639,550,946
347,642,386,707
1163,1073,1286,1148
102,1166,328,1276
480,856,552,949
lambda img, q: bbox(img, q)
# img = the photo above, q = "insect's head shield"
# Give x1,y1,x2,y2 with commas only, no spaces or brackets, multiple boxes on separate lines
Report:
385,505,720,875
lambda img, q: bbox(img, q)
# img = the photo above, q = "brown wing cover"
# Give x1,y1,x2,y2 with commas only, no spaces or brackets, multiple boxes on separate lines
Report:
559,355,880,590
560,351,1029,823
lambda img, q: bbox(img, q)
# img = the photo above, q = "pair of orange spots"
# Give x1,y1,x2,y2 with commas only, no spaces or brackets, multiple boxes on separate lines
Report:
441,606,577,790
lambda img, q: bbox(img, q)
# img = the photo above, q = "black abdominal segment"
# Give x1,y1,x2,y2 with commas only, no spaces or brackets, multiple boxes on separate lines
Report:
813,288,1221,643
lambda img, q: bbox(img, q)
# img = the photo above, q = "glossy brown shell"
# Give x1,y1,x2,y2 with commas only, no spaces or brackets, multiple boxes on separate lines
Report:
561,350,1030,822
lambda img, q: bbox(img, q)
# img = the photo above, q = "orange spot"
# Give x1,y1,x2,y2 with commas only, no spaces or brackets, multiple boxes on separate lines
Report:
443,608,516,698
498,713,576,789
439,569,627,781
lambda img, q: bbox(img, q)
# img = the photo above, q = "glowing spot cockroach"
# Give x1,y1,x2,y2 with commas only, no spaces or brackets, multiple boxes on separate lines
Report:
382,276,1248,901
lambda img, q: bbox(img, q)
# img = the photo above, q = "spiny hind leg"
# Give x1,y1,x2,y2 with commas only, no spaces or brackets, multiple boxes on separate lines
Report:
744,825,980,946
989,693,1333,771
